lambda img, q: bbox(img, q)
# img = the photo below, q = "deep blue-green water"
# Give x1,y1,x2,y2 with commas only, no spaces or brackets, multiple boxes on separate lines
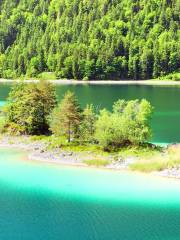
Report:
0,83,180,143
1,149,180,240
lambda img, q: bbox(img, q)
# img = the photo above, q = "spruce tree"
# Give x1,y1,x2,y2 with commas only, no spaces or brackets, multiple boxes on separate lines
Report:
50,91,81,142
79,104,96,143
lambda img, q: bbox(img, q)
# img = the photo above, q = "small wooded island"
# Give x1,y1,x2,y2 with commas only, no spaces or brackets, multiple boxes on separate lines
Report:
0,81,179,178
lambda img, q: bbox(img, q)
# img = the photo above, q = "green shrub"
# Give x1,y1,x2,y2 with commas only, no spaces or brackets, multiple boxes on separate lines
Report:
84,158,110,167
5,122,26,135
0,116,6,133
95,99,153,150
39,72,57,80
159,72,180,81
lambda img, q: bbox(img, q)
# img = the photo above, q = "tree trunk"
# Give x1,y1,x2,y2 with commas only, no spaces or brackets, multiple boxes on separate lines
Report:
68,121,71,143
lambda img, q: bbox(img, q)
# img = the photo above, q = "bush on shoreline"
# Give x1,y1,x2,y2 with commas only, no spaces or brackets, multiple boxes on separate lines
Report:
159,72,180,81
95,99,153,150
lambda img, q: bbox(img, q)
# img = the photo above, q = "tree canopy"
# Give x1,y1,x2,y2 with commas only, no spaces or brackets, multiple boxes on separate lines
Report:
50,91,82,142
5,81,57,134
0,0,179,80
95,99,153,149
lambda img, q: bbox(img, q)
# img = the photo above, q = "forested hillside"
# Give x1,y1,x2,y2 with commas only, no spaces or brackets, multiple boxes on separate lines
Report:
0,0,179,80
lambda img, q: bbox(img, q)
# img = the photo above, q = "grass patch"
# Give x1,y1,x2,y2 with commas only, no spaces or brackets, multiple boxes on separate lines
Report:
38,72,57,80
84,158,110,167
29,136,160,161
116,145,161,159
62,144,108,155
45,136,67,149
130,146,180,172
29,135,104,153
25,135,170,172
130,159,166,172
29,135,49,142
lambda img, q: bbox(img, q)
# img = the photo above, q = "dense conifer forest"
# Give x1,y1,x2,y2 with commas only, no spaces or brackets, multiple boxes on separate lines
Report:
0,0,179,80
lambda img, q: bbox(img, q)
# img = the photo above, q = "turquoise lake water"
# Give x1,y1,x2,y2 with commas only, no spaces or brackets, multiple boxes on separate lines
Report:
0,83,180,143
1,148,180,240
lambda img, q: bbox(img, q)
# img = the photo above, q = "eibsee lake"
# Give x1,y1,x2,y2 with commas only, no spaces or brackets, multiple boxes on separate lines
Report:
1,83,180,240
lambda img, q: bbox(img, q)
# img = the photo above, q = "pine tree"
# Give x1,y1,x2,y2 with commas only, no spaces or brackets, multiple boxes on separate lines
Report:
79,104,96,143
50,91,82,142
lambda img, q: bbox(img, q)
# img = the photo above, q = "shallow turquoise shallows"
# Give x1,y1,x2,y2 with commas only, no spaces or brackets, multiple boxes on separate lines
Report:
1,83,180,143
1,149,180,240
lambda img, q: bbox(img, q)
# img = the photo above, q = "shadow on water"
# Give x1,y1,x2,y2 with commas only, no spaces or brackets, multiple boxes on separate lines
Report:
1,185,180,240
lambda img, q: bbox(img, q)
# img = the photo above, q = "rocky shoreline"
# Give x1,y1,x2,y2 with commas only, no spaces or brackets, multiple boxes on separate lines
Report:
158,168,180,179
0,135,136,170
1,135,180,179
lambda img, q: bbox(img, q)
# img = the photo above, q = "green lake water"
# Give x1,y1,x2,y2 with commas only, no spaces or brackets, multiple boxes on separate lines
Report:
1,148,180,240
0,83,180,143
